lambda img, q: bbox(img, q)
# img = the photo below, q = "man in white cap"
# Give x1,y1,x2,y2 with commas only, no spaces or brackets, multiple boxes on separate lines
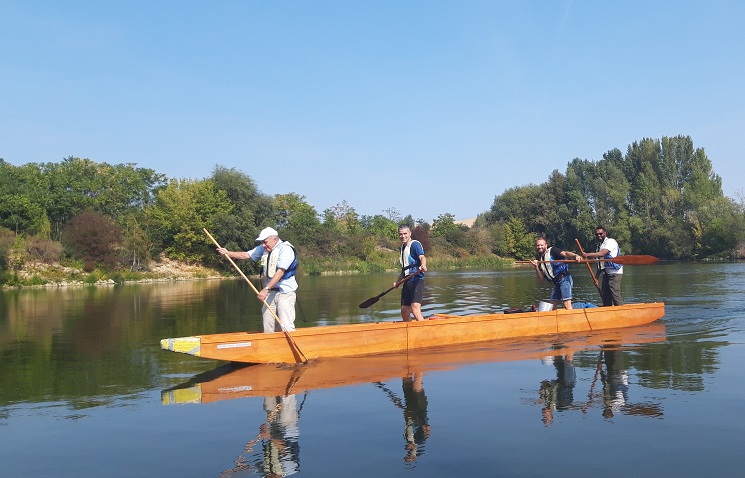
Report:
216,227,299,333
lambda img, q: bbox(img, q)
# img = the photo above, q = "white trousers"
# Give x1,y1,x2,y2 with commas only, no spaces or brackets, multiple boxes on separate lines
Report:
262,290,297,333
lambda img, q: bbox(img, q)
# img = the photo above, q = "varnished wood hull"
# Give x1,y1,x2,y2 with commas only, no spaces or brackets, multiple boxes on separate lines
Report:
162,320,667,404
160,302,665,364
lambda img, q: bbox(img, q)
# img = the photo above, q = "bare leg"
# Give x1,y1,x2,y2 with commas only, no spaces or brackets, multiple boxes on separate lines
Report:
411,302,425,321
401,305,413,321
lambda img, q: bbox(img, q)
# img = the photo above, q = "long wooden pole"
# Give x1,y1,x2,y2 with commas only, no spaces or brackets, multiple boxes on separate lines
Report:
203,228,308,364
575,238,603,300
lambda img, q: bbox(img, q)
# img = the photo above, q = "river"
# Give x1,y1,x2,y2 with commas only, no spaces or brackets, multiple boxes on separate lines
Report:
1,262,744,477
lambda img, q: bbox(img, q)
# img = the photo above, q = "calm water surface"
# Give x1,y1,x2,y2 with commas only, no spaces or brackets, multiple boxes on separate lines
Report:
2,263,745,477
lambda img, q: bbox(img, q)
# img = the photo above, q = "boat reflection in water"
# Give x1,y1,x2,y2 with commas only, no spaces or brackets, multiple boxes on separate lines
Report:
163,321,666,471
162,321,667,405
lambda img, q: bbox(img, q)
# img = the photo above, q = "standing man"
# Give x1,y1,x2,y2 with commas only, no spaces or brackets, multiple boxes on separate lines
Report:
217,227,298,333
395,225,427,321
530,237,582,310
582,226,623,306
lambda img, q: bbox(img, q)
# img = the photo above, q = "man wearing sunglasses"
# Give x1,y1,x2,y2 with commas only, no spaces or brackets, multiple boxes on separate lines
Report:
582,226,623,306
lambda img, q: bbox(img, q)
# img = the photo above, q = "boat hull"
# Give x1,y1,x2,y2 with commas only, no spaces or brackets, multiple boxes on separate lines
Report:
160,302,665,364
162,320,667,404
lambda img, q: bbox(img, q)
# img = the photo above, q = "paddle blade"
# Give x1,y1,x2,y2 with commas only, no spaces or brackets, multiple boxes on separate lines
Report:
358,274,418,308
612,255,658,265
359,296,381,309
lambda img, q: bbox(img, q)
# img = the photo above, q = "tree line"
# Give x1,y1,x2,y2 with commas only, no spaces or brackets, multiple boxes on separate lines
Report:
480,135,744,260
1,135,743,285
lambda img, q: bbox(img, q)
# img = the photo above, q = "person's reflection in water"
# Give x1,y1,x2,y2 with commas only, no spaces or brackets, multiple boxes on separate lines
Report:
401,372,431,462
219,393,300,477
538,352,576,426
601,349,629,419
256,395,300,477
375,371,431,463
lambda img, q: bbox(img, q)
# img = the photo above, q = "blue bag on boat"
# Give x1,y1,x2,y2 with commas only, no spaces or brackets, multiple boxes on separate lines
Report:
572,301,598,309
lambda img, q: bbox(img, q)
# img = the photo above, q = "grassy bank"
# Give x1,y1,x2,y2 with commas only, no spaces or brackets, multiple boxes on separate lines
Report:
1,253,513,288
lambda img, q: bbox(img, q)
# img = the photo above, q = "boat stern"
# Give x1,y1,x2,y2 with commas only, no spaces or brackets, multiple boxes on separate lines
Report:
160,336,201,357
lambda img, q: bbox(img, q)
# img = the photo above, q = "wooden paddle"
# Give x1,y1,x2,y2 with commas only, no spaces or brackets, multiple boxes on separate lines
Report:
575,238,603,300
203,228,308,364
359,273,418,309
515,254,658,266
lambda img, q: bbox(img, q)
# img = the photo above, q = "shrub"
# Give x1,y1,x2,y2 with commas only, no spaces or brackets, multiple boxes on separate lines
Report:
61,209,123,271
26,236,63,263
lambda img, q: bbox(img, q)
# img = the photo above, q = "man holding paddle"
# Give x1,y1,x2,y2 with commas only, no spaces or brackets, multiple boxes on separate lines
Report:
582,226,623,306
216,227,299,333
530,237,582,310
396,225,427,321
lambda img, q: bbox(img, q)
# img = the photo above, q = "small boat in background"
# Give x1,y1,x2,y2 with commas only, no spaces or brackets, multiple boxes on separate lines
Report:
160,302,665,364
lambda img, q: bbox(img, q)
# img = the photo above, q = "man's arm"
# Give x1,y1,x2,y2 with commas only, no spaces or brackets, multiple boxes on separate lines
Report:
418,254,427,272
560,249,582,261
583,248,610,259
217,247,251,260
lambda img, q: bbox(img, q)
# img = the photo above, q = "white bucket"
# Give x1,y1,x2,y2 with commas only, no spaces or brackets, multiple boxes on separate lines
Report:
537,301,554,312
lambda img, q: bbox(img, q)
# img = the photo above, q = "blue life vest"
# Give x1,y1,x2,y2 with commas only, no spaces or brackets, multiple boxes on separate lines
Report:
538,248,569,283
602,247,622,270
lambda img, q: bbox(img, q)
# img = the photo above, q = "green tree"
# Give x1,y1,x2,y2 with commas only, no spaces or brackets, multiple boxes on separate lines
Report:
491,217,533,259
323,200,361,236
145,178,234,262
0,194,34,234
211,166,273,250
122,213,151,271
431,213,458,238
362,214,398,240
272,193,321,246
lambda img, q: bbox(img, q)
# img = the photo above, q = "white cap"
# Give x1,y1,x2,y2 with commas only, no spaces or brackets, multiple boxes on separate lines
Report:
256,227,279,242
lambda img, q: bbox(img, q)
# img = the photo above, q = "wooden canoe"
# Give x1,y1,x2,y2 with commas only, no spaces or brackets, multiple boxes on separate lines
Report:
160,302,665,364
162,320,667,404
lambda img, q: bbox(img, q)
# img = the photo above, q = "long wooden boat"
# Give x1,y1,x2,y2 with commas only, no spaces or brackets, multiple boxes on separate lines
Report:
162,320,667,404
160,302,665,364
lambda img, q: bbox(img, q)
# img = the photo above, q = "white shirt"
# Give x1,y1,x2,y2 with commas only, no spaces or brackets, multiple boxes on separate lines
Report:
598,237,623,275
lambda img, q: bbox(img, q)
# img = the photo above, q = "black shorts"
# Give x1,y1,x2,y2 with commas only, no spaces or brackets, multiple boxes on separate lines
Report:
401,279,424,306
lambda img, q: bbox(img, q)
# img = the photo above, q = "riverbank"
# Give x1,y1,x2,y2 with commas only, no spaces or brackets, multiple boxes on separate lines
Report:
1,257,224,288
2,253,515,289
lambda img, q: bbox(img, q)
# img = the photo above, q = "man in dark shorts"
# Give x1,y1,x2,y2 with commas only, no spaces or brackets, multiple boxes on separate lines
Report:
395,225,427,321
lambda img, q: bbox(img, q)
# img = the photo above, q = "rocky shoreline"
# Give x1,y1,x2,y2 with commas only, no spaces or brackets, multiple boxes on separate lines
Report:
2,257,225,289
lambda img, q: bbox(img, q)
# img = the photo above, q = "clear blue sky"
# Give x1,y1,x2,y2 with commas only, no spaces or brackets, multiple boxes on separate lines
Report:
2,1,744,223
